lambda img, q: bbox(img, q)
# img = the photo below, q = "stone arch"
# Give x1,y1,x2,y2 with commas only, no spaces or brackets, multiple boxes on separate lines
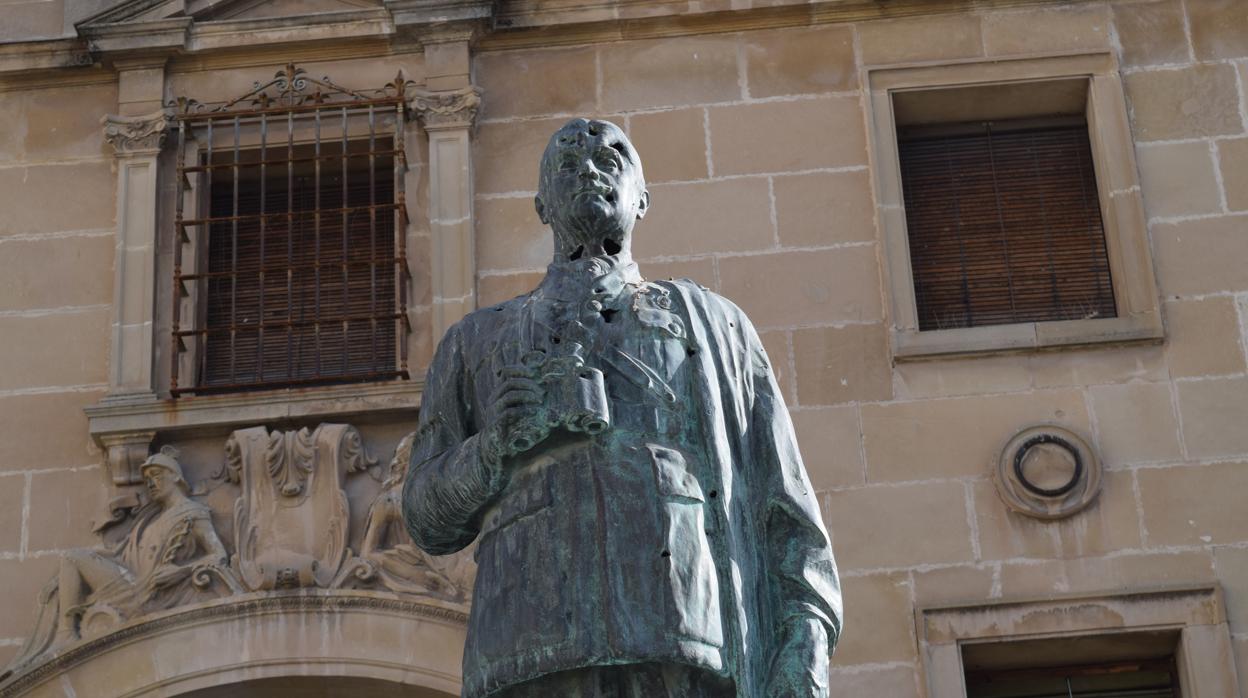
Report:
3,591,466,698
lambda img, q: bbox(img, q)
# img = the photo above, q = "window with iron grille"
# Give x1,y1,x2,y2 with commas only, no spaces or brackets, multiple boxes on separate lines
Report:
170,65,411,396
899,117,1117,332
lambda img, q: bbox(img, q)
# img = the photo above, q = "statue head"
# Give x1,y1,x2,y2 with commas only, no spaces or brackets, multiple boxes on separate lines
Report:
141,445,189,503
535,118,649,261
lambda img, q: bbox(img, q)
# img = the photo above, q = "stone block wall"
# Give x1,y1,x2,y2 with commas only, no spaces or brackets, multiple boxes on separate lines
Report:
471,1,1248,693
0,79,118,667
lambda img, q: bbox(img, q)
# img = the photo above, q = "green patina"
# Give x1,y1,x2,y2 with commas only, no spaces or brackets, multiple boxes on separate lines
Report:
402,119,842,698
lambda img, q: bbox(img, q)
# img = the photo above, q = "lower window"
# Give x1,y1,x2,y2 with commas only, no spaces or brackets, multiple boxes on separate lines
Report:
963,632,1180,698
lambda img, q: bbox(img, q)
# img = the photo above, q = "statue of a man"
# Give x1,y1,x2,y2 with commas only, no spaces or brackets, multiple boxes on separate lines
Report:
403,118,841,698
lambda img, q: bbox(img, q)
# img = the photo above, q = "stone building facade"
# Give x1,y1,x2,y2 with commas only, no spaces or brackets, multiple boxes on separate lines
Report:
0,0,1245,695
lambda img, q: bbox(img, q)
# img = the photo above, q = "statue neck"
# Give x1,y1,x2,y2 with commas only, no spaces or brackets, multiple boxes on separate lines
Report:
540,250,642,301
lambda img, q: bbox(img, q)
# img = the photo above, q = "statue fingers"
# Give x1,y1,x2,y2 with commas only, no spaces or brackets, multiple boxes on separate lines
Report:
491,375,544,398
495,389,543,411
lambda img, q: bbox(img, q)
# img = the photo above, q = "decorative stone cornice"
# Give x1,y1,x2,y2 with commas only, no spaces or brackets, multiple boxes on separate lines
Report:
410,85,482,131
102,111,170,156
98,429,155,485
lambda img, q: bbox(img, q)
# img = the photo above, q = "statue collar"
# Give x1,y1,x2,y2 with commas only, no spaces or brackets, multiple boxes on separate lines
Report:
538,253,643,303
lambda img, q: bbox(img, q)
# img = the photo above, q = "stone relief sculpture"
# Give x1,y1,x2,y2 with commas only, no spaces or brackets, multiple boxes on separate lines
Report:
3,427,475,685
224,423,374,590
337,432,474,601
2,448,237,677
402,119,842,698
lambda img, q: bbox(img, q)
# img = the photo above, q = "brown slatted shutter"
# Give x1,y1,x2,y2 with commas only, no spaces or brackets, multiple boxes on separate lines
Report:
899,123,1116,331
201,159,396,389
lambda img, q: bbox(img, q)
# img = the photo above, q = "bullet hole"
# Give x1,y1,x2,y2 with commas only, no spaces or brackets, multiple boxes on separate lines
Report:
660,550,671,558
729,322,735,328
569,245,585,260
603,238,622,255
600,309,617,323
494,306,504,312
709,490,718,499
594,287,606,293
686,348,697,356
606,191,616,204
551,335,562,345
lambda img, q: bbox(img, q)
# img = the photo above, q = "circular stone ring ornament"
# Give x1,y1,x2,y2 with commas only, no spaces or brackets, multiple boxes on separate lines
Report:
995,425,1102,520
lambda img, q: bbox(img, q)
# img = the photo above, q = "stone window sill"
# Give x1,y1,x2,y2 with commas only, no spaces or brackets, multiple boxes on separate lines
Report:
892,312,1164,361
85,380,422,484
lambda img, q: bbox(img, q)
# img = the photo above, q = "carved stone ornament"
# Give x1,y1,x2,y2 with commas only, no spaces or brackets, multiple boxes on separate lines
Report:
225,424,375,590
334,432,475,601
101,111,170,155
1,447,238,679
995,424,1102,519
410,85,482,131
1,426,475,687
99,430,155,485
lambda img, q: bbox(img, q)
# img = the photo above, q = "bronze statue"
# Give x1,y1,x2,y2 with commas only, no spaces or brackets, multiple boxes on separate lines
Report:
403,118,841,697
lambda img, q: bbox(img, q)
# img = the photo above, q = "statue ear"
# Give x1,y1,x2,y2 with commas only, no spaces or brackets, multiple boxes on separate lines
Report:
535,195,549,225
635,190,649,220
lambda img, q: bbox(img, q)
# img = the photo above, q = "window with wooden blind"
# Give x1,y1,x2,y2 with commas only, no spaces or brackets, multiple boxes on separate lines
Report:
965,658,1179,698
898,118,1117,332
961,632,1181,698
866,55,1163,359
170,65,412,395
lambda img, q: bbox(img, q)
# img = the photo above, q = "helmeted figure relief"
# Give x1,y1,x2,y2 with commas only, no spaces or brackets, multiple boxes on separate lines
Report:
341,432,474,601
403,119,842,698
2,447,235,678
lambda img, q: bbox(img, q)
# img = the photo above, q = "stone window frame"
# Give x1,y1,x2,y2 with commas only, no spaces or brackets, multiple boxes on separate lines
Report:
86,51,482,488
866,52,1164,360
918,585,1241,697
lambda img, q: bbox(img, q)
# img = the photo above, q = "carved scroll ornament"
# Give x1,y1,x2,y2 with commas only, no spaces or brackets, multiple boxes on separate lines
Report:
102,111,170,156
410,85,482,131
225,424,374,590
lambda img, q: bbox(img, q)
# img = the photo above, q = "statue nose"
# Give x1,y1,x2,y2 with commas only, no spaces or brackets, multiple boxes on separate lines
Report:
579,162,601,181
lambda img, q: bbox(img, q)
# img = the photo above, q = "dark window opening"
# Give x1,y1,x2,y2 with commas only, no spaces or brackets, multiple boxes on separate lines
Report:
898,117,1116,331
200,143,398,390
963,632,1181,698
170,88,410,395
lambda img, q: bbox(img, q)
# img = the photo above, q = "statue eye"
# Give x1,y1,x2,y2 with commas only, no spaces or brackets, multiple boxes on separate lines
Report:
594,149,621,171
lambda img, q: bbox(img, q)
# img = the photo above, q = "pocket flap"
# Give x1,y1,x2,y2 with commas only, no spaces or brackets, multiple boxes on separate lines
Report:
649,445,704,501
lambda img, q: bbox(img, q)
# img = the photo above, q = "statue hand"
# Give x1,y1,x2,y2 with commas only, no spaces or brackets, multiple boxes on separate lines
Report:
764,618,829,698
483,366,549,464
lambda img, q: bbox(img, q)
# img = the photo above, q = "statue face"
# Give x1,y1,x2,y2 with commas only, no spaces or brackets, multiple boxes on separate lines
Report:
536,119,649,259
143,466,179,503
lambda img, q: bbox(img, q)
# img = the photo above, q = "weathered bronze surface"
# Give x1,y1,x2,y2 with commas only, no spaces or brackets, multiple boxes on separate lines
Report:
403,118,842,697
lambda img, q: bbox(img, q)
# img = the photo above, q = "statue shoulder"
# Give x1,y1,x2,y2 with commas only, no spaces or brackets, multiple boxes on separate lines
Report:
436,294,530,351
653,278,753,327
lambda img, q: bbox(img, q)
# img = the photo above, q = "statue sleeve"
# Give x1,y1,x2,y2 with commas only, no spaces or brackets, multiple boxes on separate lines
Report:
744,317,844,649
402,322,505,555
